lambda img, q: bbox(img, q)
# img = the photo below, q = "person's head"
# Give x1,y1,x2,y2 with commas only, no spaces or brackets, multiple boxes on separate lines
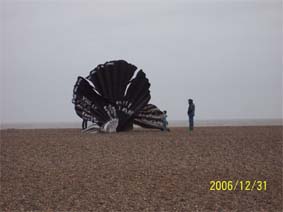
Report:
188,99,193,104
163,110,167,114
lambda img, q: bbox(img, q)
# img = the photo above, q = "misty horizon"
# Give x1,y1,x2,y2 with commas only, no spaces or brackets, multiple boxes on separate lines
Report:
1,0,282,125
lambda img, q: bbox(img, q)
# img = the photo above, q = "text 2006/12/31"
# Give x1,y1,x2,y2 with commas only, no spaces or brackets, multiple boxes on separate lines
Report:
210,180,267,191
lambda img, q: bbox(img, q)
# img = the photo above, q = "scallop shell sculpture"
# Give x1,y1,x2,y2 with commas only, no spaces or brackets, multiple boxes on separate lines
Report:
72,60,165,132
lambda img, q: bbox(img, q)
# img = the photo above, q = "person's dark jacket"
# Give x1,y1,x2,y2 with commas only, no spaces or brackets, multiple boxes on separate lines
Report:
187,103,195,117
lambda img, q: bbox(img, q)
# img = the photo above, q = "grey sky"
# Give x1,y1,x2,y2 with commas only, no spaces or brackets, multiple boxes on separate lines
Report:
1,0,282,124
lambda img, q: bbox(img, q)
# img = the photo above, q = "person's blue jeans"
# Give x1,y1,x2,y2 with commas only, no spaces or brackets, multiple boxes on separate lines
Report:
189,115,194,130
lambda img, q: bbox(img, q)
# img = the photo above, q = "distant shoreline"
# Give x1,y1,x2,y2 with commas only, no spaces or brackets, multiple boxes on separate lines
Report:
1,119,282,129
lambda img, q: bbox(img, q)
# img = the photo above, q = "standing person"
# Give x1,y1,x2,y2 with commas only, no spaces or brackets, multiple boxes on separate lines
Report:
161,110,170,131
187,99,195,131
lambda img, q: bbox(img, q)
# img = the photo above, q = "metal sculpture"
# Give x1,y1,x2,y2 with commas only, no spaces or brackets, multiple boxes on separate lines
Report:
72,60,165,132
